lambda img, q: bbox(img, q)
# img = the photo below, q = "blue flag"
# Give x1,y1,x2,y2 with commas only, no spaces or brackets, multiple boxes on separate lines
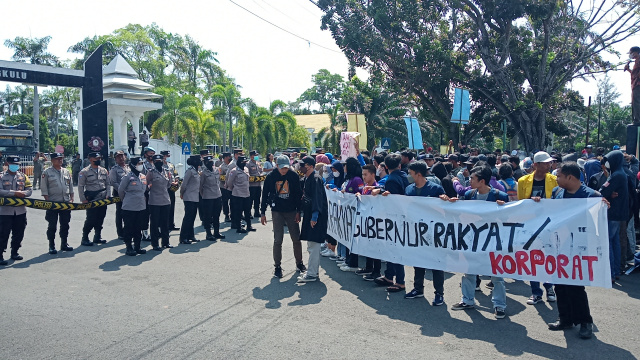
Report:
451,88,470,124
403,117,423,150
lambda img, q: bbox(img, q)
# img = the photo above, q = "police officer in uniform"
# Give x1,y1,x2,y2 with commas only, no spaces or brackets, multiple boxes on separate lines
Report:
72,153,82,186
179,155,202,244
78,152,110,246
108,150,129,240
118,157,148,256
247,150,264,218
0,156,32,264
41,152,74,254
226,156,256,233
200,155,225,240
33,152,47,190
219,152,233,222
140,147,155,241
147,154,177,250
161,150,179,230
127,126,137,155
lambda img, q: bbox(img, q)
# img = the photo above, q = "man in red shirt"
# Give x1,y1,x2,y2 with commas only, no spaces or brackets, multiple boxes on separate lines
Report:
624,46,640,124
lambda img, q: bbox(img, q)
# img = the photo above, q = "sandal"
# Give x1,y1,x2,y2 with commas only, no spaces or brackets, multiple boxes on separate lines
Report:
374,277,394,286
386,284,406,293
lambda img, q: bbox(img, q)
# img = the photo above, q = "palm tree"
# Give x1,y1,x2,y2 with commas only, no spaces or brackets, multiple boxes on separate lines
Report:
151,88,199,144
317,107,345,154
4,36,59,151
210,83,244,151
188,106,222,150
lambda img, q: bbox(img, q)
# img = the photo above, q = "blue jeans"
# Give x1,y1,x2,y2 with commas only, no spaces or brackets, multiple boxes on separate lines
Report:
608,220,621,279
530,281,553,297
461,274,506,310
337,242,347,258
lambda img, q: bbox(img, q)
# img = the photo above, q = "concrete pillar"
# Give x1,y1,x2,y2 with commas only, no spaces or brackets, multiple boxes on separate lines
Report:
77,96,83,159
111,111,125,151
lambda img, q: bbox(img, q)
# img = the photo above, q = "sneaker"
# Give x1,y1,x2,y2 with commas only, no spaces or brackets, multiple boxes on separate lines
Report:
363,273,379,281
432,293,444,306
329,255,341,261
340,265,359,272
495,308,506,319
297,274,318,282
296,263,307,272
355,268,373,276
451,302,474,311
579,323,593,339
546,288,557,302
548,321,574,331
320,243,327,250
404,289,424,299
273,267,283,278
321,250,335,257
475,285,482,291
527,295,543,305
485,282,494,289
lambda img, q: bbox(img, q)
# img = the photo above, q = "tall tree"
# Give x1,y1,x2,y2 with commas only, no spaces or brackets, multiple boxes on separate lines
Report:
4,36,59,151
151,88,199,144
298,69,345,113
210,83,245,151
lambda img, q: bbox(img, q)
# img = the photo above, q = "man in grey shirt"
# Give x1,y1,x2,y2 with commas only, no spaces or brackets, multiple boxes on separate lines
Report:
226,156,254,233
41,152,74,254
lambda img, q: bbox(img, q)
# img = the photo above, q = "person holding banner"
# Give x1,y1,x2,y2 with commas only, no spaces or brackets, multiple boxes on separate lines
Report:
403,161,446,305
370,154,409,288
440,166,509,319
336,157,365,272
546,162,607,339
518,151,558,305
297,156,328,283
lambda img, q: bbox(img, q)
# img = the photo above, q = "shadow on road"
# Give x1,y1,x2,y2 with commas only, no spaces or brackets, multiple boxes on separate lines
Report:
252,272,327,309
320,257,634,359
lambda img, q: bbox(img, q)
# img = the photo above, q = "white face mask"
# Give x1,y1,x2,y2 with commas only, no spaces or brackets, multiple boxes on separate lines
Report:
322,172,329,179
136,165,144,172
605,161,610,170
332,171,340,177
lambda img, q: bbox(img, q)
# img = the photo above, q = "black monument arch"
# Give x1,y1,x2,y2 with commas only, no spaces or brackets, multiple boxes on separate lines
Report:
0,45,108,160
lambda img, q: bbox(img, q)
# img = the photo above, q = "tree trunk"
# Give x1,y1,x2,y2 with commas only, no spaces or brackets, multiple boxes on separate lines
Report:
228,111,234,151
516,109,546,153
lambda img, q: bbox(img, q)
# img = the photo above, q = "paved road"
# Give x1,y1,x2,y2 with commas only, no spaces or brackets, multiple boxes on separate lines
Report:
0,190,638,359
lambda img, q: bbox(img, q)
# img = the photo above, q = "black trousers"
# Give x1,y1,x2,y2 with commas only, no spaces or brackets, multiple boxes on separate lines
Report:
149,204,170,247
72,171,79,186
200,197,222,232
633,86,640,124
128,140,136,154
231,195,252,229
168,189,176,228
83,206,107,236
221,188,231,216
249,186,261,214
45,210,71,243
555,284,593,325
0,213,27,255
114,191,124,237
413,267,445,295
122,209,146,247
180,201,199,240
140,142,149,150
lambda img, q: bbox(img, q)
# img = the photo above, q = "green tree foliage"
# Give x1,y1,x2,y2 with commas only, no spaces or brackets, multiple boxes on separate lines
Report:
151,88,199,144
297,69,345,113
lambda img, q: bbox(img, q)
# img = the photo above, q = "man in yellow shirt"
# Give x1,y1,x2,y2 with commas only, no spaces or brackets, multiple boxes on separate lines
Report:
518,151,558,304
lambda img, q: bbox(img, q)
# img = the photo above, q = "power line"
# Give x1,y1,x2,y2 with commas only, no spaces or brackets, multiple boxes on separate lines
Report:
228,0,342,54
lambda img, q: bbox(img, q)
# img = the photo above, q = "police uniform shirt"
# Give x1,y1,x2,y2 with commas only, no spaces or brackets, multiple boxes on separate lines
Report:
180,167,200,202
33,158,45,175
0,170,33,215
108,164,130,196
146,167,171,206
40,167,73,202
77,166,110,202
118,173,147,211
164,162,178,178
128,130,135,141
142,160,154,175
139,133,149,143
200,167,222,200
246,160,263,187
226,166,250,198
219,161,231,185
72,158,83,173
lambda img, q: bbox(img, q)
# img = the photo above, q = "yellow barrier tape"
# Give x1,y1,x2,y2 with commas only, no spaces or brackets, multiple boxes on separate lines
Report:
0,197,121,211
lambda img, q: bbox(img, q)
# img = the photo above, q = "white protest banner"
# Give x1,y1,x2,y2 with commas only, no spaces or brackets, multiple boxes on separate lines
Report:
326,189,611,288
326,188,359,250
340,132,359,160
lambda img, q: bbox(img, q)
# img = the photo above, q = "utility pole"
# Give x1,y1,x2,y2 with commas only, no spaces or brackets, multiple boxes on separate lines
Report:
585,96,591,146
597,97,602,148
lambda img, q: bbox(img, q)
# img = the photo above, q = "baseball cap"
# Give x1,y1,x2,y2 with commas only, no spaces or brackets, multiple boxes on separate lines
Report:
88,152,102,158
447,154,459,161
613,145,620,150
237,156,247,164
50,152,64,159
477,154,487,161
249,150,259,156
160,150,170,156
424,154,434,160
533,151,553,163
200,149,210,156
114,150,125,157
203,155,213,162
301,156,316,167
276,155,290,169
152,154,164,161
143,147,155,154
630,46,640,54
464,156,479,165
522,157,533,169
511,150,518,156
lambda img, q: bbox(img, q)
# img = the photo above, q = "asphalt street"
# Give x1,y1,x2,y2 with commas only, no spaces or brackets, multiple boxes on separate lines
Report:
0,189,638,359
